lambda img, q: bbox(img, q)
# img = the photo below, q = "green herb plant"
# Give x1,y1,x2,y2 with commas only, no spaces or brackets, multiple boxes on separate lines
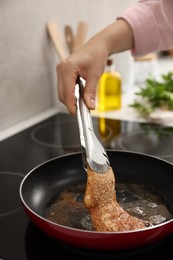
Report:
129,71,173,117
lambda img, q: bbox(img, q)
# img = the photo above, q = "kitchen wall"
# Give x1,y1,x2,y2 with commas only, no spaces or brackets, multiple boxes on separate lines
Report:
0,0,137,131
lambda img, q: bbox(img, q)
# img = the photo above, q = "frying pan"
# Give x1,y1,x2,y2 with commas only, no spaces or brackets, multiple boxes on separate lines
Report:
19,150,173,251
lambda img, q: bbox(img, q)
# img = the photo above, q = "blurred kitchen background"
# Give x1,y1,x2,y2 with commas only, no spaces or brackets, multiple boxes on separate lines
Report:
0,0,173,138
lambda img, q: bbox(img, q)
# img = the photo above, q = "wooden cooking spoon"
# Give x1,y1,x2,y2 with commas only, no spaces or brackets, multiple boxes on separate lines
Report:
64,25,74,54
47,20,67,61
73,21,89,51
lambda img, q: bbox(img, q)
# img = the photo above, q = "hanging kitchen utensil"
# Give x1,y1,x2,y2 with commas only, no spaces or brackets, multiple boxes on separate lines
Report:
47,20,67,61
64,25,74,54
73,21,89,51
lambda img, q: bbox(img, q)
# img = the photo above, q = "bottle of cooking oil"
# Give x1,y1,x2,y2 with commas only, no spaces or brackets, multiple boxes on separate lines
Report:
97,58,122,111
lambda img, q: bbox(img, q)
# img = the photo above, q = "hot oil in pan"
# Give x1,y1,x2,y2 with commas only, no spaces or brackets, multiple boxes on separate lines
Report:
44,183,173,230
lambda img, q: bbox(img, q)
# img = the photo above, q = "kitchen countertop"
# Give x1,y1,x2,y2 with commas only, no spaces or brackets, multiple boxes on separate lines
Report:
92,55,173,126
92,88,173,127
0,107,59,141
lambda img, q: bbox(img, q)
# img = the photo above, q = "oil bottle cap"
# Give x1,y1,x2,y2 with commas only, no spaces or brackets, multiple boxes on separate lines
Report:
107,59,113,66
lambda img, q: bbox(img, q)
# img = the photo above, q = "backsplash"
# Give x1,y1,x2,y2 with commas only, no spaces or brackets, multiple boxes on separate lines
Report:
0,0,136,132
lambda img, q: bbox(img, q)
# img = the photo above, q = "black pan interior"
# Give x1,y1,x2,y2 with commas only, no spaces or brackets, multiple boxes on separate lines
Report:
21,151,173,216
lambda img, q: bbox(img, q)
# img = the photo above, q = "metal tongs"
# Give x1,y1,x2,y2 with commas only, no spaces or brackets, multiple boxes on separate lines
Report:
75,76,110,174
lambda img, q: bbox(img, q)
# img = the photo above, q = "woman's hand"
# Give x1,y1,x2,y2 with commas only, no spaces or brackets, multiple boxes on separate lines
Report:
56,37,108,115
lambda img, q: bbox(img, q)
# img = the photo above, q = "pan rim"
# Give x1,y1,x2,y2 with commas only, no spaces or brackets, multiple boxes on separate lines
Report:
19,150,173,234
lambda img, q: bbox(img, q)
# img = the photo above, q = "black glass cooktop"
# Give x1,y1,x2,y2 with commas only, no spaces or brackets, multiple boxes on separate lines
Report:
0,112,173,260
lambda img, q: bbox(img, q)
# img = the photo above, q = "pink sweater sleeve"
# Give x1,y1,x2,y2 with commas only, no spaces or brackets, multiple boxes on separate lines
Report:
118,0,173,56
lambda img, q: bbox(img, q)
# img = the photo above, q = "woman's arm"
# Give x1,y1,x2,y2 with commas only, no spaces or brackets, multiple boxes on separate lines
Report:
119,0,173,56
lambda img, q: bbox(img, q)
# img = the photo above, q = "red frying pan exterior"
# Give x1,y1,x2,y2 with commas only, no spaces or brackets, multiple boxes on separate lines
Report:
20,151,173,251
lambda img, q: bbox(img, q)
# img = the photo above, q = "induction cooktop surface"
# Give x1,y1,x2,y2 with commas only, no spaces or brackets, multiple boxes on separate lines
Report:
0,112,173,260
